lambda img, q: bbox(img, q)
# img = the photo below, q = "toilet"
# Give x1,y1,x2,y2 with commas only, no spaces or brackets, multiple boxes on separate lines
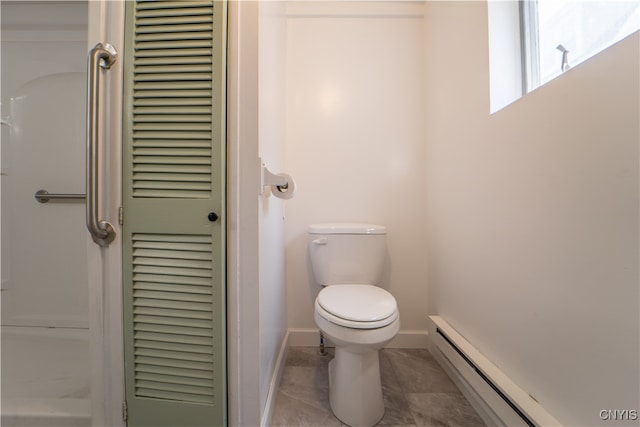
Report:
308,223,400,427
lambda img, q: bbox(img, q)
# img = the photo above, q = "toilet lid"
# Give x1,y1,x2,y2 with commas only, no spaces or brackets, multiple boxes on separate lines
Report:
317,285,397,323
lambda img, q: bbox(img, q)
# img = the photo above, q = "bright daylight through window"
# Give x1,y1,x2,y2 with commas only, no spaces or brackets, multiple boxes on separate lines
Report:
523,0,640,92
488,0,640,113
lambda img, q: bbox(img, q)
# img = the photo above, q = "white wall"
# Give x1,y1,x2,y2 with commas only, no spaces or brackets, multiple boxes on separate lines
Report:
258,0,288,416
424,2,639,426
228,2,290,425
283,1,429,345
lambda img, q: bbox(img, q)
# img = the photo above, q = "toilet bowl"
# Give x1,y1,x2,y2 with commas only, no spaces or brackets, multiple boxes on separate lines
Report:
314,285,400,427
308,224,400,427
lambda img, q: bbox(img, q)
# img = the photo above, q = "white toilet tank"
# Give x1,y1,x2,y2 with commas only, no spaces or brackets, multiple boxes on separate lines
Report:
308,223,386,286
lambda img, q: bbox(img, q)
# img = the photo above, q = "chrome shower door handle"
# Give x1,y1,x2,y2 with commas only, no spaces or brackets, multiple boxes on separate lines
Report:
86,42,117,247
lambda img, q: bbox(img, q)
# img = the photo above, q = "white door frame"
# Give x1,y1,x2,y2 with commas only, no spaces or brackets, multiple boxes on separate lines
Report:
226,1,262,426
87,1,125,426
85,2,262,425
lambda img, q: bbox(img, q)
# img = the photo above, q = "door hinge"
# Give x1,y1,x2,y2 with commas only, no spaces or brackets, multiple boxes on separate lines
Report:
122,400,128,422
119,206,124,226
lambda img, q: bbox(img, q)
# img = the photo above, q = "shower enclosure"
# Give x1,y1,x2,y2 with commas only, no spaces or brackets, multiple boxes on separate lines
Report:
1,1,124,426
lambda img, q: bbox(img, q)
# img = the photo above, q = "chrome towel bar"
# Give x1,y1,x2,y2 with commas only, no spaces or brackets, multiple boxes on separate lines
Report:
35,189,86,203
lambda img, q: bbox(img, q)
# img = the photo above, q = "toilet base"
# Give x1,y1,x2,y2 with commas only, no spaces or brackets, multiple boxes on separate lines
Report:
328,347,385,427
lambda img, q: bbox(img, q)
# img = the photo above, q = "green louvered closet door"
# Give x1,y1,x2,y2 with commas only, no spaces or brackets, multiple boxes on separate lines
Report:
122,1,226,426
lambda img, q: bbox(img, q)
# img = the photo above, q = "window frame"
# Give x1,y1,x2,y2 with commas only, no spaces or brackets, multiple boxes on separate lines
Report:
520,0,640,93
519,0,540,93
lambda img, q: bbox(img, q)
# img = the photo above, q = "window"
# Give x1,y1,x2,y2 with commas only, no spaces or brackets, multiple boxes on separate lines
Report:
488,0,639,113
521,0,639,92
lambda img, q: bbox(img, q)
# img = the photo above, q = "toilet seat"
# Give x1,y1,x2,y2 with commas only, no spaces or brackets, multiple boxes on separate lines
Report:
316,285,398,329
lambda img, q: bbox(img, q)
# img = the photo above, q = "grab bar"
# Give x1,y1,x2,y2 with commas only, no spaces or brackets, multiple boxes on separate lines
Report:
35,189,86,203
86,42,117,247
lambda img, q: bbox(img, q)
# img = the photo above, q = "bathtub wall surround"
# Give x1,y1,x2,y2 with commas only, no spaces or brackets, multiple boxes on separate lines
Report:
1,1,125,426
1,3,92,426
1,1,89,330
1,327,91,427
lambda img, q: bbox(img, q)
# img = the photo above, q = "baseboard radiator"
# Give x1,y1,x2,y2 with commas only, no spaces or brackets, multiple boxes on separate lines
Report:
428,316,562,427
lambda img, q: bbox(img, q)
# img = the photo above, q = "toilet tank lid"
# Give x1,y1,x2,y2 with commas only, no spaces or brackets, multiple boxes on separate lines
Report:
308,223,386,235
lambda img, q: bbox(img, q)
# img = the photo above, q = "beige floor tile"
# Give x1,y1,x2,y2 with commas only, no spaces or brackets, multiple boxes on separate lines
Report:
271,392,342,427
278,366,332,412
405,392,486,427
385,349,460,393
271,347,485,427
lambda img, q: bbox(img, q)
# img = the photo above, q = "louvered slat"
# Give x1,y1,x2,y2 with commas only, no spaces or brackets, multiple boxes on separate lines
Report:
137,33,212,43
134,131,211,139
133,156,210,165
137,15,213,26
136,64,212,74
135,356,212,371
135,98,212,107
135,92,212,100
134,237,211,246
131,1,214,199
133,330,212,347
135,339,213,355
136,380,213,397
134,307,212,321
136,72,212,82
136,389,213,405
134,248,212,259
135,115,211,123
136,40,213,51
134,173,211,184
134,165,211,175
136,1,211,10
134,363,212,379
136,23,213,34
135,48,213,58
136,372,213,388
132,233,215,404
135,57,212,66
133,290,212,303
136,81,212,90
134,315,213,329
135,283,211,295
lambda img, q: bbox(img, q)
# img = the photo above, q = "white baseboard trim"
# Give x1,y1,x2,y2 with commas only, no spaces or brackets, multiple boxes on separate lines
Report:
428,334,505,427
427,316,561,427
260,331,290,427
287,328,428,349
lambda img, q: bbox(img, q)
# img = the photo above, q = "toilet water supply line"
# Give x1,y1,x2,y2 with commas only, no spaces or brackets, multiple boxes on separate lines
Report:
319,331,326,356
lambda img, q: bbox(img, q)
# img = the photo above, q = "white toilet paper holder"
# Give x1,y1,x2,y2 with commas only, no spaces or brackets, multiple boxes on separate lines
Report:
260,158,294,198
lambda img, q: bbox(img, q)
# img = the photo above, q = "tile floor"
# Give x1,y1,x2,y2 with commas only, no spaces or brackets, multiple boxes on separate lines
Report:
271,347,486,427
